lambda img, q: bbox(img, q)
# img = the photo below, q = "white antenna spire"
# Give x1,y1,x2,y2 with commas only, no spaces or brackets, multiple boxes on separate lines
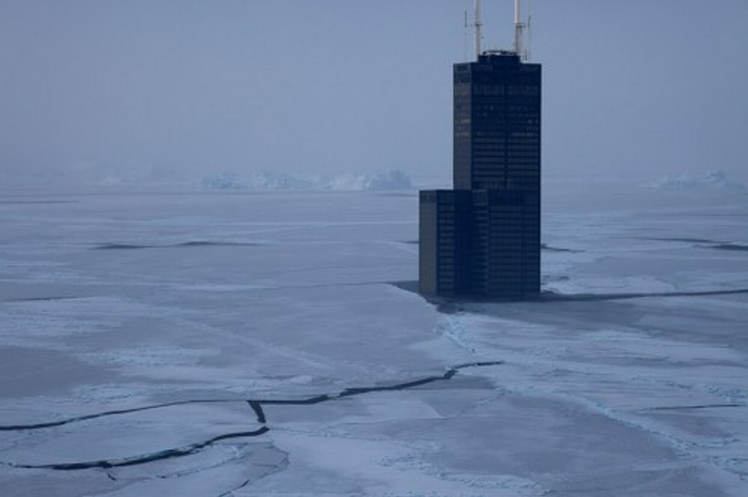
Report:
463,8,468,61
526,0,533,61
474,0,483,60
514,0,524,58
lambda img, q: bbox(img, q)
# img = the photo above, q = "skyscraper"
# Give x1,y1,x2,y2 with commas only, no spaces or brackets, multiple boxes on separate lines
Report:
419,4,541,301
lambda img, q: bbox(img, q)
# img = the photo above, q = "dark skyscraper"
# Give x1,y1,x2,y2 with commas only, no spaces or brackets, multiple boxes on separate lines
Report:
419,6,541,300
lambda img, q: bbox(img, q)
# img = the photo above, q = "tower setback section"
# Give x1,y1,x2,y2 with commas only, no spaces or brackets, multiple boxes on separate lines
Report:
420,51,541,300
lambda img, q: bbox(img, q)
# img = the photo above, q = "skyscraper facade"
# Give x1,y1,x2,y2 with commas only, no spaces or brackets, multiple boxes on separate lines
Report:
419,51,541,300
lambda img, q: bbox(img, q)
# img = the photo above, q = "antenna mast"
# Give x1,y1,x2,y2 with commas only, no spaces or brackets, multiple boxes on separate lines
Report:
525,0,533,60
514,0,525,59
474,0,482,60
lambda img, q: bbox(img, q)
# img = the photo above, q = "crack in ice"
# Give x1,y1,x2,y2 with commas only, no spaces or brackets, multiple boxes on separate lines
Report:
0,361,503,471
642,403,744,411
6,428,270,471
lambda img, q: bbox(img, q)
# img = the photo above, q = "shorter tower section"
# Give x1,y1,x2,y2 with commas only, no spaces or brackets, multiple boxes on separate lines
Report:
418,190,473,297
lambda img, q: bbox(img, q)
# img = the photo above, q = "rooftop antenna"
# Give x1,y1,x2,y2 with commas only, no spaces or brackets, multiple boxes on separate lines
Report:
525,0,533,60
474,0,483,60
514,0,524,59
463,4,469,61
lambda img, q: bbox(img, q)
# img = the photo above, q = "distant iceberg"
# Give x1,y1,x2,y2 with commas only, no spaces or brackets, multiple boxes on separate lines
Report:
200,171,245,191
649,171,746,191
201,170,413,192
323,170,413,191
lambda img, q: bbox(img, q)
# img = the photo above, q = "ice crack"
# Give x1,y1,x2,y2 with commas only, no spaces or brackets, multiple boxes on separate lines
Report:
0,361,503,471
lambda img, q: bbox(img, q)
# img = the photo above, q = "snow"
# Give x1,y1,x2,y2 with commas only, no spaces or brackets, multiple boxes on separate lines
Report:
1,186,747,496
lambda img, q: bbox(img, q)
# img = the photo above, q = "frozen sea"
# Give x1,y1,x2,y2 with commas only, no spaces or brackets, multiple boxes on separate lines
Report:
1,184,747,496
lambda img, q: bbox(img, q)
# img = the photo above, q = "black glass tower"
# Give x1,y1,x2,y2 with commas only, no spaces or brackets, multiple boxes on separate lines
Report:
419,51,541,300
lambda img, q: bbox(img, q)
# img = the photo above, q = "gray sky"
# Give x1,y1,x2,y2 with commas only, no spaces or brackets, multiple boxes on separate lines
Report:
1,0,747,188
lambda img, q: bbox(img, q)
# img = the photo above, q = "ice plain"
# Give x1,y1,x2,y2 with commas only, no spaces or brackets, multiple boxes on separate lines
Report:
1,183,747,496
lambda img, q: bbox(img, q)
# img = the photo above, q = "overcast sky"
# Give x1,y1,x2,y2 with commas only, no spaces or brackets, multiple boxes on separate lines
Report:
1,0,747,188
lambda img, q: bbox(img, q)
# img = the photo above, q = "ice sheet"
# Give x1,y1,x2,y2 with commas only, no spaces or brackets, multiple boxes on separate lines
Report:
1,187,747,496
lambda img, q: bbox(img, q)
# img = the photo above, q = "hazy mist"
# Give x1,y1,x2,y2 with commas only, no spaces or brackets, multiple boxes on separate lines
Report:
2,0,747,189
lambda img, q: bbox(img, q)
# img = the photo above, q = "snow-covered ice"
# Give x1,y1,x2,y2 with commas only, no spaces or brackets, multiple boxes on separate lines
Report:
1,185,747,496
